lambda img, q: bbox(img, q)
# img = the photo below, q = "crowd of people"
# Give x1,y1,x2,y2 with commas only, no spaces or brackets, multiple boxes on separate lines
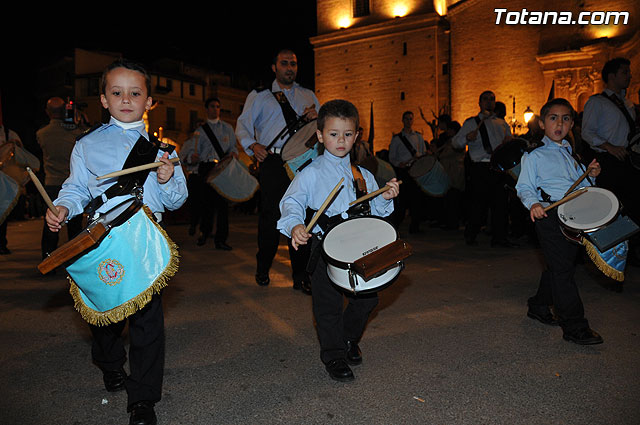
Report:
1,52,638,425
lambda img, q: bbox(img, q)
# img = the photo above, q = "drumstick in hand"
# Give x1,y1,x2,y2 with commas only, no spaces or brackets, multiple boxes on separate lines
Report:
97,157,180,180
564,167,591,197
543,187,587,212
305,178,344,233
349,181,403,206
26,167,59,216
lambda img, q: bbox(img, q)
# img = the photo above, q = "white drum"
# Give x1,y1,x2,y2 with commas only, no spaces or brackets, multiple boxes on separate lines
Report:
206,156,259,203
557,187,619,233
321,216,403,294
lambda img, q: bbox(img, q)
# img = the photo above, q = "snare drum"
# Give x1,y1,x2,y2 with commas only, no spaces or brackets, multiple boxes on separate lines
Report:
0,170,20,225
408,155,450,197
321,216,411,294
490,138,528,180
281,119,319,179
61,198,179,326
558,186,639,250
206,156,259,203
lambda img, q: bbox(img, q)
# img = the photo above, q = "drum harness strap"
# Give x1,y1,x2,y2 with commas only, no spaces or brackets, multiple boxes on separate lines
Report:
265,91,302,154
84,134,173,218
199,123,228,176
600,91,638,141
473,116,494,155
397,132,417,157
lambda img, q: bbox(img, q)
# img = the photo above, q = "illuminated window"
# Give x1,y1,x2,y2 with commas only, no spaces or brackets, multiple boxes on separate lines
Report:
353,0,370,18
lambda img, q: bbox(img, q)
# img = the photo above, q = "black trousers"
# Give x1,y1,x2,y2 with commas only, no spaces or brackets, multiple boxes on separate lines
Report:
530,211,589,332
41,185,83,259
0,220,7,249
89,293,165,409
391,167,424,229
256,154,309,282
185,173,203,231
200,180,229,243
310,239,379,364
464,162,509,243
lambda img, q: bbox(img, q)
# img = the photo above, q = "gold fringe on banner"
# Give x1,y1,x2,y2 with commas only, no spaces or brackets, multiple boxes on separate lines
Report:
68,206,180,326
582,237,624,282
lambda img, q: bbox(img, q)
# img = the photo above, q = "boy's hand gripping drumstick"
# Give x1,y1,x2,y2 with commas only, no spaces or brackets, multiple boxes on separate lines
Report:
96,157,180,180
304,178,344,233
349,180,403,206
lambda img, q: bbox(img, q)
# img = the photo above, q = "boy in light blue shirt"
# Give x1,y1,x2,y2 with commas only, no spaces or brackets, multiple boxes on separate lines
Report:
516,98,602,345
278,99,399,382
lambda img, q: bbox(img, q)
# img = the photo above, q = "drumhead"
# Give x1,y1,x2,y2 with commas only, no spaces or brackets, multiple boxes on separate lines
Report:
281,120,318,161
322,216,397,265
557,187,619,231
408,155,436,178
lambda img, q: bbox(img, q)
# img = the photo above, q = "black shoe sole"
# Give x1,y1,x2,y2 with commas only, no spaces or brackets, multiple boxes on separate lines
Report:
527,311,559,326
346,358,362,366
562,334,604,345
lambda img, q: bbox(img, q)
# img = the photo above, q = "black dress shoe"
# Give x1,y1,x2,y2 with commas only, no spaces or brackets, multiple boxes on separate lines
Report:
255,273,270,286
491,239,520,248
103,368,127,392
563,328,603,345
346,341,362,365
527,305,558,326
293,279,312,295
215,242,232,251
129,401,157,425
325,359,354,382
0,247,11,255
196,234,207,246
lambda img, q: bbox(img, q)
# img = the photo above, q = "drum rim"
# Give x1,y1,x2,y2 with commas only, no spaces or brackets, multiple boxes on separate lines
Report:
327,262,403,294
280,119,318,161
92,197,143,230
321,215,398,269
408,155,436,178
557,187,619,231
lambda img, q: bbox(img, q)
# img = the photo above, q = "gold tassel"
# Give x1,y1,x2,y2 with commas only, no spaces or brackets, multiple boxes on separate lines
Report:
68,206,180,326
582,237,624,282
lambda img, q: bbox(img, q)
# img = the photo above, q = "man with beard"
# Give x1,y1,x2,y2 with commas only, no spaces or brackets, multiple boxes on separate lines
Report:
236,48,319,294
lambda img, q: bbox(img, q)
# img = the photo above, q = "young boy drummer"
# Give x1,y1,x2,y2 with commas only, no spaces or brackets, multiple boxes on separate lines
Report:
515,98,603,345
46,59,187,425
277,99,400,381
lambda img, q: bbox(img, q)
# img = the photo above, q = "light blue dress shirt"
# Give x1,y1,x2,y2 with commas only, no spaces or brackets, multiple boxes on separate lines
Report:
516,136,594,210
278,151,394,237
235,80,320,155
55,119,188,219
197,119,238,162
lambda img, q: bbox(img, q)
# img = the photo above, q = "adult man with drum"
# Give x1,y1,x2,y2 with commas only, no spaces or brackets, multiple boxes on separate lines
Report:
452,90,514,247
193,98,237,250
36,97,85,263
388,111,428,233
236,48,319,293
582,57,640,265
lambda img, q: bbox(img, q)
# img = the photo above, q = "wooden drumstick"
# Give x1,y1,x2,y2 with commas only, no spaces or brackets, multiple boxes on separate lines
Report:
564,167,591,197
26,167,59,216
304,178,344,233
96,157,180,180
349,180,403,206
543,187,587,212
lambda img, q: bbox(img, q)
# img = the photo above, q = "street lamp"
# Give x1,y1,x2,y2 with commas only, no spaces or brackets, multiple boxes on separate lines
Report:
524,106,534,124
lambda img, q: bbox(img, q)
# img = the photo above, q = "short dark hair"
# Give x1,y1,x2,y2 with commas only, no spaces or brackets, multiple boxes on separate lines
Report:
317,99,359,131
205,97,220,108
601,57,630,83
539,98,576,121
401,110,414,120
272,48,296,65
478,90,495,103
100,58,151,96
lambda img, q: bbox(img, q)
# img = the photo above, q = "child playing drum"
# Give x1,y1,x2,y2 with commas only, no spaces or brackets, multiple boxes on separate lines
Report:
46,59,187,425
277,99,400,381
515,98,603,345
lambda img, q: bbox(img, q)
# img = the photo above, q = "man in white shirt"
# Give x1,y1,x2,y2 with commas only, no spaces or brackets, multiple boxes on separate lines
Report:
452,90,514,247
582,57,639,265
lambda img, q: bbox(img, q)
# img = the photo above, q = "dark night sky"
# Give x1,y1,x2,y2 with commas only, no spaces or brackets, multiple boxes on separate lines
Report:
1,2,317,144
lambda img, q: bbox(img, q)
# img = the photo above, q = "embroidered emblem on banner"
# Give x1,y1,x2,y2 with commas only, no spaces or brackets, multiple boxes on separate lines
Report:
97,259,126,286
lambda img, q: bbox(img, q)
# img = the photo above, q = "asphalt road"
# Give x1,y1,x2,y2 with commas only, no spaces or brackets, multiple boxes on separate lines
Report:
1,212,639,425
